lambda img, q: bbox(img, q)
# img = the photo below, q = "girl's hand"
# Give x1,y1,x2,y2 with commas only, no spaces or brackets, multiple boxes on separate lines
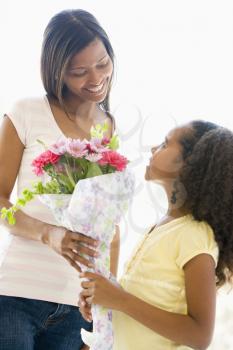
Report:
78,294,93,322
42,225,99,272
80,271,125,310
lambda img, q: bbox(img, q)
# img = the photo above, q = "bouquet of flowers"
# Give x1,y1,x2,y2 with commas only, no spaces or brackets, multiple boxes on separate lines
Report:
1,122,135,350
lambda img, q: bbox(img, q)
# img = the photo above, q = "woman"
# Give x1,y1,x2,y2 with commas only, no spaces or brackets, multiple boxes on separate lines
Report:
0,9,119,350
80,121,233,349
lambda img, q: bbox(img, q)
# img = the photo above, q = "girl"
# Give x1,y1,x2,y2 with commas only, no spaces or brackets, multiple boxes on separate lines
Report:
79,120,233,349
0,9,119,350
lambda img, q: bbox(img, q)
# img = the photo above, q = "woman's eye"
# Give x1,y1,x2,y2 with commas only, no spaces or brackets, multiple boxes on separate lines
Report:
160,142,166,148
69,69,87,77
73,71,87,77
97,60,109,69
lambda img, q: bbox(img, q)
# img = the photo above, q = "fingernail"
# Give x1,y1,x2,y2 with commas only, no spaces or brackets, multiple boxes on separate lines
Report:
88,263,94,268
79,273,84,277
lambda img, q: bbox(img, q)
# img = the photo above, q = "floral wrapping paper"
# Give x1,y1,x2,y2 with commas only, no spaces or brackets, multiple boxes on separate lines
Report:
39,169,135,350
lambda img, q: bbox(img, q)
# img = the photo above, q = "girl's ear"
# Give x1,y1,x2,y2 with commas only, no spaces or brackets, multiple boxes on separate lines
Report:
171,155,184,177
174,154,183,164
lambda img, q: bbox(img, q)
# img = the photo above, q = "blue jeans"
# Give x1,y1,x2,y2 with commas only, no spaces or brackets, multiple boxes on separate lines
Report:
0,295,92,350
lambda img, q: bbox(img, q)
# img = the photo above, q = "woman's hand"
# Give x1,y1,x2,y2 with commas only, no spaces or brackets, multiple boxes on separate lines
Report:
42,225,99,272
80,271,125,310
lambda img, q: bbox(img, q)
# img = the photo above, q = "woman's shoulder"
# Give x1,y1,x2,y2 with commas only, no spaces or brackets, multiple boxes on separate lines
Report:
8,95,46,113
5,95,49,145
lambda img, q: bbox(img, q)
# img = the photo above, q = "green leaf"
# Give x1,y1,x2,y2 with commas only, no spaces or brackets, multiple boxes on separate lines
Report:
108,134,119,150
90,121,109,139
86,162,103,178
36,139,47,149
33,181,45,194
7,210,16,225
0,207,16,225
0,207,8,219
56,174,74,193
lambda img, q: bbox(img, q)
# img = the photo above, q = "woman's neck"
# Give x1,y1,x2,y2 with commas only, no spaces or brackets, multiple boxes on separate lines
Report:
51,93,98,121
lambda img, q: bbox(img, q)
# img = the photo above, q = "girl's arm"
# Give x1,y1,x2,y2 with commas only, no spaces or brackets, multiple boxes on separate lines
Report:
110,225,120,276
80,253,216,350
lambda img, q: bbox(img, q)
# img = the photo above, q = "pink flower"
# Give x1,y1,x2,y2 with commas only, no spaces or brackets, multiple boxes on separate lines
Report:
66,139,88,158
32,150,60,176
50,139,67,155
101,136,110,145
98,151,128,171
86,138,108,153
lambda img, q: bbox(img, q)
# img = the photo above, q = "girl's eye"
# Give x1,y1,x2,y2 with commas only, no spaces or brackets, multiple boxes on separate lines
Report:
160,142,166,149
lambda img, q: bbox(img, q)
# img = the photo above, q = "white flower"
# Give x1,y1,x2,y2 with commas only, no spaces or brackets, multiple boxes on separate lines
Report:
85,153,103,162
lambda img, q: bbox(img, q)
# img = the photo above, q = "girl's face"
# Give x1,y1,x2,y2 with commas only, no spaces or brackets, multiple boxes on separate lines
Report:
63,38,113,103
145,126,191,183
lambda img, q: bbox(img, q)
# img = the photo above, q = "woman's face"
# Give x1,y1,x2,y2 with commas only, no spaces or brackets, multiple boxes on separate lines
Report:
63,38,113,103
145,126,191,182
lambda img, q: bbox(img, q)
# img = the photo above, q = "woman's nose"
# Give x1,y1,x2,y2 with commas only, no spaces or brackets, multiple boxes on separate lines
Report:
88,69,103,86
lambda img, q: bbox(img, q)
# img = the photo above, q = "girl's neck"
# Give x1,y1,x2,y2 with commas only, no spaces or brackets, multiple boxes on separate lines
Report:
162,179,190,219
166,207,190,219
153,209,189,232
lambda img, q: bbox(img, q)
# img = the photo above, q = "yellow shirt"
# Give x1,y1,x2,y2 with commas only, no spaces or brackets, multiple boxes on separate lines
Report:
113,215,219,350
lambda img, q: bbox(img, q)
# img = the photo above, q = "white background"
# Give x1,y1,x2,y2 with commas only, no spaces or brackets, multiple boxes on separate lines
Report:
1,1,233,348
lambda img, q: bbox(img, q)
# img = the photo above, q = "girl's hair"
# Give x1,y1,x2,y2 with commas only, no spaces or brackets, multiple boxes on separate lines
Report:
179,120,233,286
41,9,114,112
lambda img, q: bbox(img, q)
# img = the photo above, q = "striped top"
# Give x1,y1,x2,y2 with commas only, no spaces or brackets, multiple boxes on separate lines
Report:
0,96,113,305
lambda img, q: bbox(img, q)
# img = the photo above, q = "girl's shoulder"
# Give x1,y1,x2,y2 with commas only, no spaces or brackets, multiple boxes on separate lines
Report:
174,215,219,268
176,215,215,243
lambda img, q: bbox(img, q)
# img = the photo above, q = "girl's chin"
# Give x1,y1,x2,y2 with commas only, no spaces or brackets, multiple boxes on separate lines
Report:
145,167,159,182
145,166,151,180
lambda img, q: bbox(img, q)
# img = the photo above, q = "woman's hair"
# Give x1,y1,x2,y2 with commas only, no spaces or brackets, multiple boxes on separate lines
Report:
41,9,114,112
179,120,233,287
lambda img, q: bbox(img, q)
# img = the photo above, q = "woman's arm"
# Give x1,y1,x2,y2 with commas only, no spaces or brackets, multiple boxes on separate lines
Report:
80,253,216,350
110,225,120,276
0,116,98,271
0,116,45,240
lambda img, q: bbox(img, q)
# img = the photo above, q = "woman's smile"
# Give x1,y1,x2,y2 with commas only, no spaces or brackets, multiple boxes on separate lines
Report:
84,79,108,96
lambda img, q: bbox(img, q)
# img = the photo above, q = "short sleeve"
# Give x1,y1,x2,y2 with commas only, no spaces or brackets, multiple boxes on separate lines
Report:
6,99,28,146
175,220,219,269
